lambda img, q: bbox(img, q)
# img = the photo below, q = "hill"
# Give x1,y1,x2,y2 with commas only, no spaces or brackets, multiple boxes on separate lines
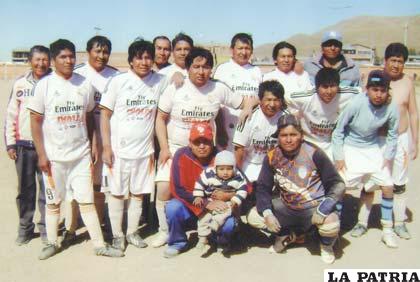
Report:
254,15,420,61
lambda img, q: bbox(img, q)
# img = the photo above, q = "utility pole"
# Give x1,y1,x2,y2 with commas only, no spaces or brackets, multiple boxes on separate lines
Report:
94,27,102,35
404,22,408,46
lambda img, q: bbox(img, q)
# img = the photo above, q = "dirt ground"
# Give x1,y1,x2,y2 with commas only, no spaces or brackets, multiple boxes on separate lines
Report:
0,79,419,282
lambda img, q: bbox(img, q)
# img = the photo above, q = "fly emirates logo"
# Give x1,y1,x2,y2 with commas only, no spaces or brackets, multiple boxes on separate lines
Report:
181,106,215,123
56,101,84,124
126,95,157,117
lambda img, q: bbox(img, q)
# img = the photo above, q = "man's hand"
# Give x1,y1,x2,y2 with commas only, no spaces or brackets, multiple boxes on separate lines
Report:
311,212,326,225
264,214,281,233
193,197,204,208
7,148,17,160
38,154,51,173
211,190,235,201
335,160,346,171
231,201,240,217
206,200,229,213
102,145,114,168
171,72,185,88
158,147,172,166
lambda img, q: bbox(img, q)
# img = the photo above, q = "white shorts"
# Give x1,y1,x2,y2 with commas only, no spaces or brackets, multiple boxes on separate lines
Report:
154,145,180,183
43,155,94,205
341,144,393,190
387,132,409,186
242,162,262,183
103,154,155,196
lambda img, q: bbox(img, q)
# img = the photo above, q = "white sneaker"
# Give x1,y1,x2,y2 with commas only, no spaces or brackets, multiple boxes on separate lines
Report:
382,230,398,248
151,232,168,248
320,244,335,264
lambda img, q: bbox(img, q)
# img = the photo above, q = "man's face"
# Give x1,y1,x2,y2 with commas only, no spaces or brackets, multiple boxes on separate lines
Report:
231,40,252,66
88,43,110,72
384,55,405,80
367,86,389,106
173,40,192,69
190,137,213,159
30,52,50,79
260,91,282,117
278,125,303,153
322,40,342,60
188,56,212,87
53,49,75,79
154,39,171,67
275,47,295,73
317,84,339,104
130,51,153,78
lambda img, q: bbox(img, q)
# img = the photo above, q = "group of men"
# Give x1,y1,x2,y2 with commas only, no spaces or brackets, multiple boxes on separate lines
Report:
4,30,418,264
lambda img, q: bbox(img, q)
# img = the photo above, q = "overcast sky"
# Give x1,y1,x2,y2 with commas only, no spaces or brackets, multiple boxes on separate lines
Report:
0,0,419,61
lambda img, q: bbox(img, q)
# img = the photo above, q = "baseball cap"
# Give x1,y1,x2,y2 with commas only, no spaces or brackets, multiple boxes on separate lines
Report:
189,122,213,141
366,70,391,89
321,31,343,44
214,150,236,167
271,114,302,138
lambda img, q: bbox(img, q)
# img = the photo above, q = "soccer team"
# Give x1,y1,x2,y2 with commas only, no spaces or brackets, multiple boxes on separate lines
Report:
4,31,418,264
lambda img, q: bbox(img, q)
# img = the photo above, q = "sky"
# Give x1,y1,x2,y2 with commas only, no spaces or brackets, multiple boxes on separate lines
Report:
0,0,419,61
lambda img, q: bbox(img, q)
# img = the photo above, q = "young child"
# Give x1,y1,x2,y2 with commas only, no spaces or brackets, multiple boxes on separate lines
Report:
193,150,248,256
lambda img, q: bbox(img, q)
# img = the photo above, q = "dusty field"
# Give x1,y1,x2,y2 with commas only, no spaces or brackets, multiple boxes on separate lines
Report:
0,79,419,282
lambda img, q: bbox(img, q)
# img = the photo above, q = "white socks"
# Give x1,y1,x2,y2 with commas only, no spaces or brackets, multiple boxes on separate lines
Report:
155,200,168,233
46,206,60,244
127,197,142,235
79,203,105,249
108,195,124,238
393,193,407,225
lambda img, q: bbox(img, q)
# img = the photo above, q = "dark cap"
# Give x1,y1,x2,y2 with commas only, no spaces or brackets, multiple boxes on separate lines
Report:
366,70,391,89
271,114,302,138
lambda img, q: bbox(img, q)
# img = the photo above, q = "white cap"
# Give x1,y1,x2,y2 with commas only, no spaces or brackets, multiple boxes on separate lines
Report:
214,150,235,167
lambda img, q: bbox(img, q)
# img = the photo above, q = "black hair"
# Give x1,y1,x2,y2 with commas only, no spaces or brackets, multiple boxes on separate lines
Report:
315,68,340,89
258,80,287,110
50,39,75,59
153,35,171,46
128,39,155,63
28,45,50,60
272,41,296,61
86,36,112,53
385,42,408,62
171,33,194,50
230,33,253,49
185,47,214,69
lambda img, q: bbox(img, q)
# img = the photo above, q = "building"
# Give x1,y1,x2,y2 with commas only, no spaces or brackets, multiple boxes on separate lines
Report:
342,44,375,65
12,49,30,63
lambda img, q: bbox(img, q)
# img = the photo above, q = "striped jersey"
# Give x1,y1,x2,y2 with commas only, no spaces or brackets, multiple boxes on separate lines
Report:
194,166,248,206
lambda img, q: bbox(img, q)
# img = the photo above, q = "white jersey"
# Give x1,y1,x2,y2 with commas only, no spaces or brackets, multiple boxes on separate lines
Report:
28,72,96,162
263,68,313,97
233,106,284,181
158,63,187,77
213,59,262,151
158,79,243,151
288,86,360,155
100,70,166,159
74,62,118,112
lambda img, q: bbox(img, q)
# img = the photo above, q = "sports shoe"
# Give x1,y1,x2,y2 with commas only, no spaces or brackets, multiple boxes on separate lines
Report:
270,232,296,253
382,230,398,248
61,230,76,248
394,224,411,240
112,236,126,251
15,234,32,246
39,243,60,260
126,233,148,248
350,223,367,238
164,247,180,258
94,245,125,257
320,244,335,264
196,241,212,257
151,231,168,248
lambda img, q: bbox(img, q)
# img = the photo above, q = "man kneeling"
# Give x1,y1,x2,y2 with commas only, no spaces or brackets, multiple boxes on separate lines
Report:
247,114,345,264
